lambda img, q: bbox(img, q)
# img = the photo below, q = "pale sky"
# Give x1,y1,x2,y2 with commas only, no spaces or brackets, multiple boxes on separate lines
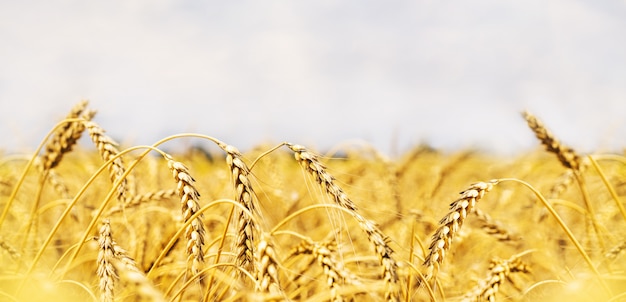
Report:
1,1,625,157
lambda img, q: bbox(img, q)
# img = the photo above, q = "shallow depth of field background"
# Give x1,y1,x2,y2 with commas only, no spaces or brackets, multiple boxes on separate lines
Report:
1,1,626,155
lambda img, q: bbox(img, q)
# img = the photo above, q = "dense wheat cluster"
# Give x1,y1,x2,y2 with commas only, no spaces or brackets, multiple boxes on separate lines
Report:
1,102,625,301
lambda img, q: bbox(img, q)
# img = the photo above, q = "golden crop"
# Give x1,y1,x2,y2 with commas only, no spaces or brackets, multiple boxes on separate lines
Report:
0,102,624,301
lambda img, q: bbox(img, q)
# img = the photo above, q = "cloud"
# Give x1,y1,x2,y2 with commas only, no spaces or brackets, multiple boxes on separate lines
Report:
1,1,625,155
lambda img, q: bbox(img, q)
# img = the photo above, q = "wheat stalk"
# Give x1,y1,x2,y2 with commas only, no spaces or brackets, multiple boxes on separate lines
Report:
423,180,499,281
286,143,399,301
167,155,206,276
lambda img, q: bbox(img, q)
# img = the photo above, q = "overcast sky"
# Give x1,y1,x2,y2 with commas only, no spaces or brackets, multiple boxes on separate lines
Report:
1,1,625,157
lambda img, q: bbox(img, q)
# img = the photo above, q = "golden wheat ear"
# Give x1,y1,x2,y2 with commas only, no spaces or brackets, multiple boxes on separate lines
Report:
473,207,521,242
461,253,531,301
286,143,399,302
219,143,260,276
255,232,283,295
97,219,147,302
522,111,581,171
97,219,117,302
166,155,206,276
288,236,355,302
522,111,605,249
85,120,129,203
39,100,93,172
423,180,499,281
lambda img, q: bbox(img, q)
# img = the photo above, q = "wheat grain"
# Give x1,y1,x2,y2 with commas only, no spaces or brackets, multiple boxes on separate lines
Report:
523,112,605,251
286,143,399,301
97,219,151,302
255,232,282,295
289,237,357,302
605,239,626,261
44,169,71,198
40,101,94,172
111,258,166,302
461,255,531,302
106,189,177,216
0,236,20,261
97,219,117,302
522,111,581,171
473,207,520,243
167,155,206,275
547,163,588,200
109,240,164,302
220,143,260,275
85,120,129,203
423,180,499,281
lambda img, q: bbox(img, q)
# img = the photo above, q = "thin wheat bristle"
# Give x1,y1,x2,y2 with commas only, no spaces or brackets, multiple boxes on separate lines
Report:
40,100,93,172
461,255,531,302
424,180,499,281
220,143,260,275
166,155,206,275
286,143,399,301
85,120,129,203
522,111,581,171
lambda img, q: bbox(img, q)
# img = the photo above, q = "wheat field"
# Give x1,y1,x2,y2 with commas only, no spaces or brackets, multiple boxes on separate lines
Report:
0,101,625,301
